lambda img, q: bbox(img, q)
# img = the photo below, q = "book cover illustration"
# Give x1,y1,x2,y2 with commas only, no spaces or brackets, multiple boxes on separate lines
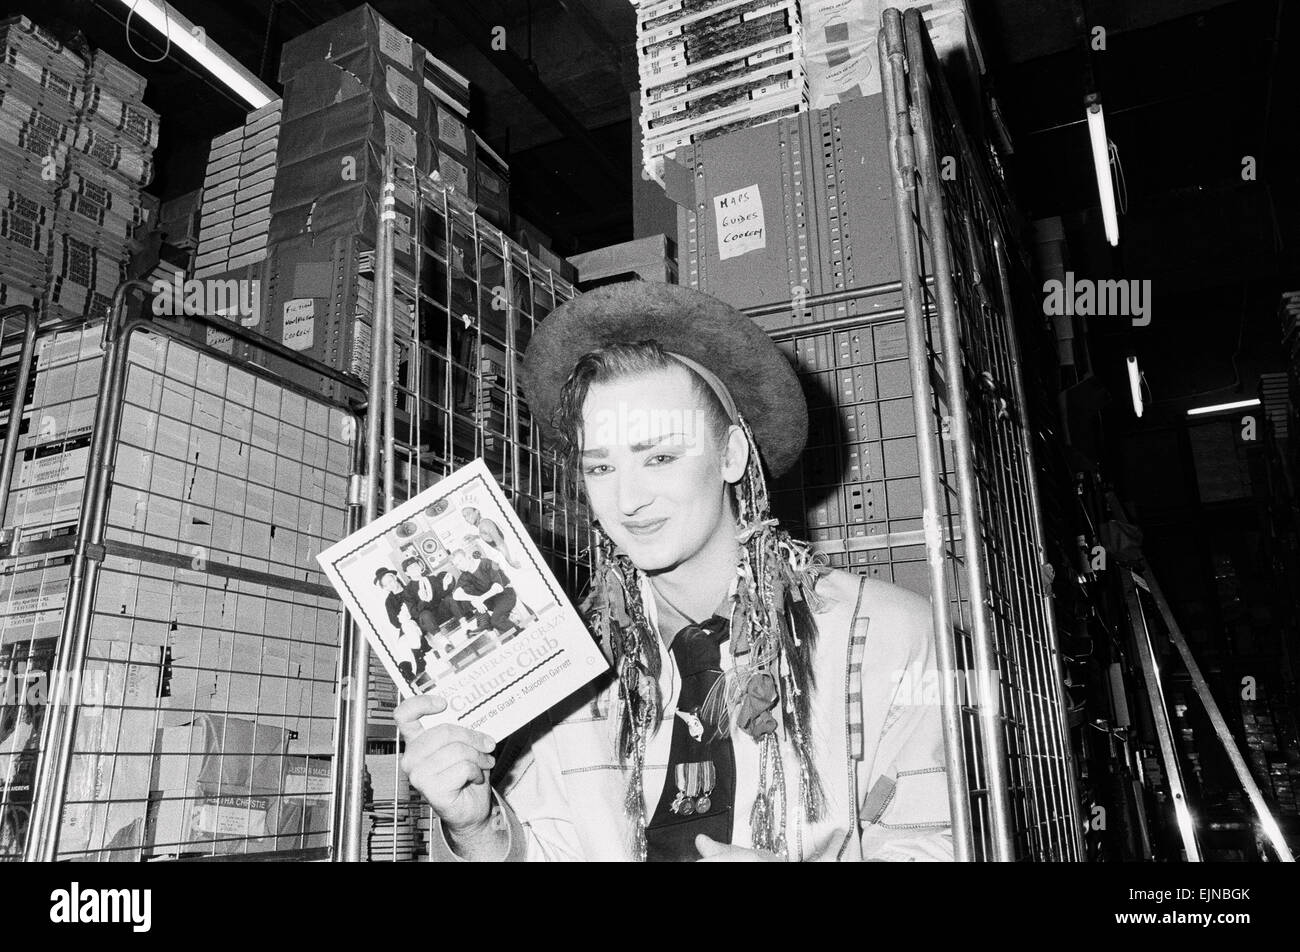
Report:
317,458,607,741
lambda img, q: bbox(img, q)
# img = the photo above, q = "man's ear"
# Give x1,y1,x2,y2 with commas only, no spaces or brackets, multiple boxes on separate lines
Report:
720,424,749,483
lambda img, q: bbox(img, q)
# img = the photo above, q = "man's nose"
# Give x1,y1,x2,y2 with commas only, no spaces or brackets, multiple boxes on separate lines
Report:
615,465,652,516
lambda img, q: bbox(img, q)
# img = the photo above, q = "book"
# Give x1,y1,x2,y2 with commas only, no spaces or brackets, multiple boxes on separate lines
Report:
316,458,607,741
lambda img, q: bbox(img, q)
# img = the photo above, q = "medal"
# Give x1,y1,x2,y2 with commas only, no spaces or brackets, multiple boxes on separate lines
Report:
670,761,718,815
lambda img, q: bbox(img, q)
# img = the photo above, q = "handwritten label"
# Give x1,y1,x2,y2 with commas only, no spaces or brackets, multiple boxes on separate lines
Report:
714,185,766,260
282,299,315,351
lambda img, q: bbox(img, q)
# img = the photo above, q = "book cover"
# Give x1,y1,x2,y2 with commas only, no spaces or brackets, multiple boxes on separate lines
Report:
317,458,607,741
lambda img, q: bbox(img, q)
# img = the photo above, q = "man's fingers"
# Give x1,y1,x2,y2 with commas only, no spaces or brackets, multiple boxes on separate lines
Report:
413,760,488,803
408,741,493,779
394,694,447,731
401,722,496,762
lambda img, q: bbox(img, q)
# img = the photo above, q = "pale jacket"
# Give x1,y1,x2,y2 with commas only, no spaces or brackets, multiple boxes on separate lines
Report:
429,568,954,861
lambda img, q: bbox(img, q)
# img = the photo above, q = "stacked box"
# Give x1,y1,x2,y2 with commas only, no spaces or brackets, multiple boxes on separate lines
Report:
801,0,978,109
569,234,677,289
0,16,84,313
1,326,357,860
193,100,281,280
157,189,201,251
765,316,962,604
45,41,160,325
3,324,102,544
670,94,901,326
634,0,808,176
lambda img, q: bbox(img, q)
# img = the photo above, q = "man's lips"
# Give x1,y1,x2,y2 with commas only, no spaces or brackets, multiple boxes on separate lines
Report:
622,517,668,537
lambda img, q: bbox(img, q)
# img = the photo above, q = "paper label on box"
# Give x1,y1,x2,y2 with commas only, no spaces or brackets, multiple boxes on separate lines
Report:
714,185,766,260
437,109,467,154
438,153,469,196
383,113,418,163
376,19,414,68
282,299,315,351
286,761,332,797
206,327,234,354
195,796,269,837
385,65,419,117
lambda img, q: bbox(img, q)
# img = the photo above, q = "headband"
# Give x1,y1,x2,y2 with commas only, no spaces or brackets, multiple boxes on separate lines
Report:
666,351,740,424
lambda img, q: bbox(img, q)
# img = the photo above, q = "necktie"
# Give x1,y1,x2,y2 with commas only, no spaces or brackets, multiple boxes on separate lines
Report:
646,615,737,862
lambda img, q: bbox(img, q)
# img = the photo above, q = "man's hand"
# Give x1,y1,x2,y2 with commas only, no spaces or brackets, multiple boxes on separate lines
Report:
694,834,785,862
471,596,489,614
395,694,496,835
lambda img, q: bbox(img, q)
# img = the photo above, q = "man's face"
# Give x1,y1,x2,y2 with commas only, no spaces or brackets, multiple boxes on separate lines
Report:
452,552,474,573
380,574,401,593
579,366,737,574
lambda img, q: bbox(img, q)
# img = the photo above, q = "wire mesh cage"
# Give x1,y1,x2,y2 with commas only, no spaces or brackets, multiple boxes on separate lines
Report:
1,297,360,861
879,7,1083,861
332,162,594,862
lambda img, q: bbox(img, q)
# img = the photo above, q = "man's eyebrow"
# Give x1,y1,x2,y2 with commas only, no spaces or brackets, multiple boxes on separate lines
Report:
582,432,690,457
630,432,688,452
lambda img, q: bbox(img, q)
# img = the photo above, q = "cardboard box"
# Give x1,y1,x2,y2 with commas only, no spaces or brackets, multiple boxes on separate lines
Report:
569,234,677,288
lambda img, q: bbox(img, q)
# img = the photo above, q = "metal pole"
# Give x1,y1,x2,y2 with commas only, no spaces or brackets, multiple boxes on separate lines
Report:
900,8,1016,862
1141,570,1294,861
0,305,38,541
336,159,395,861
381,156,397,515
878,9,974,862
26,280,151,861
1120,569,1202,861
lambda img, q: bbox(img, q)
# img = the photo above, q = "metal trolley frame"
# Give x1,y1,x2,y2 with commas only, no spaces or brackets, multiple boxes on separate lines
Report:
879,7,1084,861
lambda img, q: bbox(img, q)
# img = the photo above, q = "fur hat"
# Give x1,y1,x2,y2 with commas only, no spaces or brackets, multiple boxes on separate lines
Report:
520,281,807,477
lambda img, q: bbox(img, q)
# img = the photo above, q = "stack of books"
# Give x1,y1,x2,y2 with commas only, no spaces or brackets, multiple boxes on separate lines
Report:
365,751,417,861
46,46,159,324
0,16,82,314
634,0,806,174
193,101,281,281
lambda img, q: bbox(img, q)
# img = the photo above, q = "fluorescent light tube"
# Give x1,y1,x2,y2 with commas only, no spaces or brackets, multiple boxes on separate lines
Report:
1127,356,1143,418
114,0,275,108
1087,102,1119,247
1187,398,1261,417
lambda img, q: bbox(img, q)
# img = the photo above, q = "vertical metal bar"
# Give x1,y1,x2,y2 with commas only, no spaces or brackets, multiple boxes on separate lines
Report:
0,305,38,539
1121,569,1202,861
878,9,974,862
382,158,398,516
336,153,397,862
26,280,151,861
991,236,1085,859
900,9,1015,862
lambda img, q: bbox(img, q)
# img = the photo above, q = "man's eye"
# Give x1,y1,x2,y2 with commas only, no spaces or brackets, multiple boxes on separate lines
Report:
583,464,611,476
647,453,678,465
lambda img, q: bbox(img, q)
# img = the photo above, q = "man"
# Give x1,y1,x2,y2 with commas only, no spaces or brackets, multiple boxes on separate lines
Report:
448,548,518,637
462,506,521,568
395,281,952,862
402,557,457,634
375,568,416,631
